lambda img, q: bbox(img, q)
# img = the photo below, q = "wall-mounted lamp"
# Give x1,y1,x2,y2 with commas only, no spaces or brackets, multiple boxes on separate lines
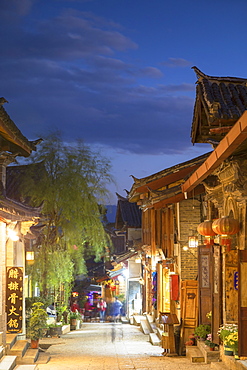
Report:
26,251,34,265
188,235,198,248
7,228,19,241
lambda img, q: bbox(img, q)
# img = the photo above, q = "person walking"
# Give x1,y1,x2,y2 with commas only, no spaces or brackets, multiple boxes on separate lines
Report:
97,298,107,322
112,297,122,322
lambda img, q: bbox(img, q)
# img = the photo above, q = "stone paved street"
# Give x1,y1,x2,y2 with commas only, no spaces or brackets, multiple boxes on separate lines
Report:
37,322,212,370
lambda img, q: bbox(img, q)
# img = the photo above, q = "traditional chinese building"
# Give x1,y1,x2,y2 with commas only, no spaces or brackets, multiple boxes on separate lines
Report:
128,152,211,350
128,67,247,360
182,68,247,357
0,100,41,354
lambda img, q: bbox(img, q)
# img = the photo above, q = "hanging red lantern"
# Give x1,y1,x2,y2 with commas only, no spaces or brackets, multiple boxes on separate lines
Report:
212,216,240,251
197,220,216,246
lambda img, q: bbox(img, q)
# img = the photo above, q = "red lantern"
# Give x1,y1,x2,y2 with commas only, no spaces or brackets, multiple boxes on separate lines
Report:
212,216,240,251
197,220,216,246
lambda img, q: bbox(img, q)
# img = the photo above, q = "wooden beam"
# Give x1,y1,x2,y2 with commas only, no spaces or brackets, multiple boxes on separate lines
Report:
182,111,247,194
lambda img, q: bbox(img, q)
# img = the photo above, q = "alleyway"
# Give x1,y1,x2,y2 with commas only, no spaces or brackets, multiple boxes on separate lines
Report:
37,322,212,370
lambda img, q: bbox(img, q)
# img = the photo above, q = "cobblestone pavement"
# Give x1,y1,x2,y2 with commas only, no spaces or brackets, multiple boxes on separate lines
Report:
38,322,212,370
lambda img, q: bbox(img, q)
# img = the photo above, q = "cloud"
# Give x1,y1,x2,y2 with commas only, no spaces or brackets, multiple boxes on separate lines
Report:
161,58,192,68
0,4,196,157
1,0,34,18
139,67,163,78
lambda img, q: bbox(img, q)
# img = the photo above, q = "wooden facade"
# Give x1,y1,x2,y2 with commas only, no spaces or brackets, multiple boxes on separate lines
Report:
128,68,247,359
128,154,208,351
0,101,41,351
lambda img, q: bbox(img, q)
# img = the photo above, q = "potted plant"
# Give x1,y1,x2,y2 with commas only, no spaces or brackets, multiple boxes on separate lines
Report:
48,322,63,337
194,324,211,340
27,302,48,348
224,331,238,358
69,311,82,330
205,334,216,351
217,323,238,356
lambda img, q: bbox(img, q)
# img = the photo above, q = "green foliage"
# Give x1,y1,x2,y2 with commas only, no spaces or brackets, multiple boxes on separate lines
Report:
48,322,62,328
18,133,113,300
27,302,48,340
205,340,216,348
69,311,82,320
194,324,211,340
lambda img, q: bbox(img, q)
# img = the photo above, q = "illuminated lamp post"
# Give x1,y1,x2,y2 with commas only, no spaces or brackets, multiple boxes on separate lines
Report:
212,216,240,252
197,220,216,247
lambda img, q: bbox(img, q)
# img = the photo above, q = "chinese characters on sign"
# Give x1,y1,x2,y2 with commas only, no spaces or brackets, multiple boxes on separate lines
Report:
6,267,23,333
201,255,210,288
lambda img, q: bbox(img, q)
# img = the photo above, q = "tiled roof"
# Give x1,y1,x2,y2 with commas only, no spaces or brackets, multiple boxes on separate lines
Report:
191,67,247,144
0,103,42,156
115,193,142,228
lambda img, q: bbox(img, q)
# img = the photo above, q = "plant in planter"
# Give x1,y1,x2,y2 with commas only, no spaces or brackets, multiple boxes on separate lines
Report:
69,311,82,330
224,331,238,357
27,302,48,348
205,334,217,350
218,323,238,356
48,322,63,337
194,324,211,340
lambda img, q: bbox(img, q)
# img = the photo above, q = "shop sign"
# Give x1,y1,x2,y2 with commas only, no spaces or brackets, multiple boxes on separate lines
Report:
6,267,23,333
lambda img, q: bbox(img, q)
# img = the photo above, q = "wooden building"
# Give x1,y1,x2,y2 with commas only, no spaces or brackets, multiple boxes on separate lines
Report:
0,100,41,354
128,152,211,349
182,68,247,357
128,67,247,358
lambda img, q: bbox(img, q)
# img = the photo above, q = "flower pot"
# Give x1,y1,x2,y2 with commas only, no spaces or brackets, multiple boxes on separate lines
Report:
70,318,77,330
210,347,214,351
30,339,39,349
224,346,234,356
49,326,62,337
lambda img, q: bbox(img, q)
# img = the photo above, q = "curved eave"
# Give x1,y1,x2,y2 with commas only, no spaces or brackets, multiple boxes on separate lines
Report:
0,106,40,157
183,111,247,194
129,153,210,203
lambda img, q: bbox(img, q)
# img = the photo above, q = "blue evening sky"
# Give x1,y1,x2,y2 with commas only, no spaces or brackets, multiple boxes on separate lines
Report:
1,0,247,203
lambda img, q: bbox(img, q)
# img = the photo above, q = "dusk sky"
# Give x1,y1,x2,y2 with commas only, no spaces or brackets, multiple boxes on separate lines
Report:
1,0,247,204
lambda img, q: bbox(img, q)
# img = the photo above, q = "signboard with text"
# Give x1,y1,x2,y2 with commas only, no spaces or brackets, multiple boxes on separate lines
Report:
6,267,23,333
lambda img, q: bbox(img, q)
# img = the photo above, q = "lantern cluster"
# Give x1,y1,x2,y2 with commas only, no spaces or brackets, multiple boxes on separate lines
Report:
212,216,240,251
197,220,216,246
197,216,240,251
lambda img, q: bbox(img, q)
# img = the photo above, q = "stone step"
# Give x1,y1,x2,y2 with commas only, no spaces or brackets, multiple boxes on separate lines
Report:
149,332,161,346
197,340,220,364
0,355,16,370
6,334,18,351
18,349,39,365
145,314,156,333
210,362,230,370
35,352,51,364
15,366,38,370
9,340,29,359
132,315,143,326
140,319,150,335
186,346,205,363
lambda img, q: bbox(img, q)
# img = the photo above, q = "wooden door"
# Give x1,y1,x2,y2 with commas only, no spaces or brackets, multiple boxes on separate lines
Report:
180,280,198,354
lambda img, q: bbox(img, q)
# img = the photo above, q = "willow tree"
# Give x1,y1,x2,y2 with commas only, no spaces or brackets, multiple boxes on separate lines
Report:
20,133,113,302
